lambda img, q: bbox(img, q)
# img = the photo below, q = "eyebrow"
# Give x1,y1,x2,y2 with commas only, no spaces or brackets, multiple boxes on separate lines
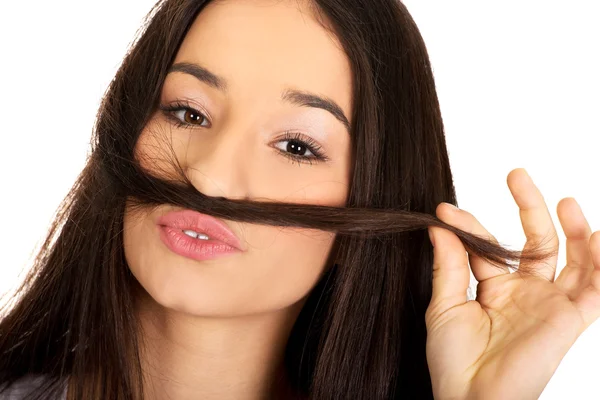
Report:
168,62,351,132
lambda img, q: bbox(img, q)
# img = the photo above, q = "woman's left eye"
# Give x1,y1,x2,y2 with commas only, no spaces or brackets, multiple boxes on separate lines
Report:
272,131,328,165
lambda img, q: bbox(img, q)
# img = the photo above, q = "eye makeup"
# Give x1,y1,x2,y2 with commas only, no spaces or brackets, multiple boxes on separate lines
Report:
157,99,330,166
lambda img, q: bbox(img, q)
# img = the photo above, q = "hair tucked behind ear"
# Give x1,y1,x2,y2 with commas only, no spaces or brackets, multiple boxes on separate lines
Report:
0,0,555,399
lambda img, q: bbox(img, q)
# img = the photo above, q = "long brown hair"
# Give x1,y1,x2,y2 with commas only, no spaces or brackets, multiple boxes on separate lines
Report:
0,0,553,398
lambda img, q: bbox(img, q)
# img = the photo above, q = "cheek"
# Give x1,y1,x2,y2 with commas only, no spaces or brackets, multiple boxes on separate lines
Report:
133,117,188,180
122,206,163,299
235,227,336,312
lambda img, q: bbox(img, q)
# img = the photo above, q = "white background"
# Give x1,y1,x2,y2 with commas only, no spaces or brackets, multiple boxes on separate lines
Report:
0,1,598,398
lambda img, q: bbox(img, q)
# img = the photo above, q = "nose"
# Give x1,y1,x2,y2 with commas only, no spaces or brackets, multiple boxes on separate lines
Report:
184,125,252,200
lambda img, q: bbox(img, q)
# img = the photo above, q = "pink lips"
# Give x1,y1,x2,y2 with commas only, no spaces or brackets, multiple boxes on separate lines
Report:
157,209,244,261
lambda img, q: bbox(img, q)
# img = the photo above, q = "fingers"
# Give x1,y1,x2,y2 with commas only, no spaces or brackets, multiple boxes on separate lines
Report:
555,197,594,298
427,223,471,313
506,168,559,281
558,198,594,268
435,202,510,282
572,231,600,331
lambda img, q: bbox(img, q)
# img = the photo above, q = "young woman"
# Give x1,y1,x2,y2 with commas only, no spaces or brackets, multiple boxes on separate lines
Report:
1,0,598,399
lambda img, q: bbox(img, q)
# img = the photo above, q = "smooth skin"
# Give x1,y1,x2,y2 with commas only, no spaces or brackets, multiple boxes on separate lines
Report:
426,167,600,399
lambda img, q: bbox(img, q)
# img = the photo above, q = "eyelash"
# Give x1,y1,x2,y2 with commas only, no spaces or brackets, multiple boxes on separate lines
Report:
158,100,329,166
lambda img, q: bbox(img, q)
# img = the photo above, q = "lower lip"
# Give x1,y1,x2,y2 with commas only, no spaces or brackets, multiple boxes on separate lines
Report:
158,225,240,261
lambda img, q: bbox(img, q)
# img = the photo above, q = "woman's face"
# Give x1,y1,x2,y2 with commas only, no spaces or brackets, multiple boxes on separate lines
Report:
123,0,352,316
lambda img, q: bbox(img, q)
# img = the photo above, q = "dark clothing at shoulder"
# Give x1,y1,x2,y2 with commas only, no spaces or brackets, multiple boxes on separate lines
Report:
0,375,67,400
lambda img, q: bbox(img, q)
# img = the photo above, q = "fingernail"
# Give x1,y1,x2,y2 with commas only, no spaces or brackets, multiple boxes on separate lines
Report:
428,227,435,247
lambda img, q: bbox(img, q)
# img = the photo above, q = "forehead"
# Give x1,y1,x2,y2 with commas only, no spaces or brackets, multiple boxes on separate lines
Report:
171,0,352,120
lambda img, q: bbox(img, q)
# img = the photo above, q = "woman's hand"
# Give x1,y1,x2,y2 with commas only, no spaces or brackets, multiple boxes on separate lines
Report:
425,168,600,400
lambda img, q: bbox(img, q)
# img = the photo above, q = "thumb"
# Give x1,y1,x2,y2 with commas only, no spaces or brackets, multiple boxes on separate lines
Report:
428,226,471,311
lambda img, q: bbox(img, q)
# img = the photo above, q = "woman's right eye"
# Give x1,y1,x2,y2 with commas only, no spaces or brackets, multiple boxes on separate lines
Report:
159,103,211,129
